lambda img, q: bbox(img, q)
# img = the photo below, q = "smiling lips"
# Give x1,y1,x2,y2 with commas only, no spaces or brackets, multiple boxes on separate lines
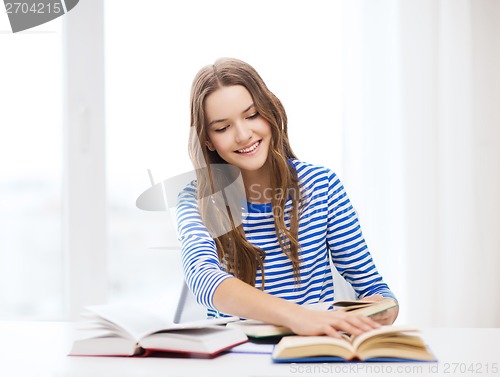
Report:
236,140,261,154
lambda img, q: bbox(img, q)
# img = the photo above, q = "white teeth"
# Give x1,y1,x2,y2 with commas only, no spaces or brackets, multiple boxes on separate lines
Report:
237,141,259,153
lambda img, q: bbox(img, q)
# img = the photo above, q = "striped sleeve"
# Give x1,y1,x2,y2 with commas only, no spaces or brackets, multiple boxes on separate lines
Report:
175,182,233,310
325,171,397,302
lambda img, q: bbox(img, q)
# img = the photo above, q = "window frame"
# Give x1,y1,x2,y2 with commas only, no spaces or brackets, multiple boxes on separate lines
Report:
62,0,108,319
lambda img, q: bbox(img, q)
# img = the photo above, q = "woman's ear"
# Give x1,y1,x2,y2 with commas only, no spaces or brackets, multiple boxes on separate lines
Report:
205,140,215,152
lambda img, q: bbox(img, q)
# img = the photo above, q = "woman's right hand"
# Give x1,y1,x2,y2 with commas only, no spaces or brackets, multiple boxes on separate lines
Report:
213,278,381,338
284,306,381,338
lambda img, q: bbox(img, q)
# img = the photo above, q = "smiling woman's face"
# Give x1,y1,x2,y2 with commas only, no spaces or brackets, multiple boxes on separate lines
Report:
205,85,272,176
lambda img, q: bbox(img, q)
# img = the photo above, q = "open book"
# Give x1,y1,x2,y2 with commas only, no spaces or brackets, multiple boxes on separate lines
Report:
332,297,398,316
69,304,247,358
272,325,436,363
227,299,397,338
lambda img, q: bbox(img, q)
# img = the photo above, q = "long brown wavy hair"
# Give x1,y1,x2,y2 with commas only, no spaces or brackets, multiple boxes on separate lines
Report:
189,57,302,288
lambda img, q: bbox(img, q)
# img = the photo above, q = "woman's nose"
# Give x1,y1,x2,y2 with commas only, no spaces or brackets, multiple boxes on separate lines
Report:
234,122,252,144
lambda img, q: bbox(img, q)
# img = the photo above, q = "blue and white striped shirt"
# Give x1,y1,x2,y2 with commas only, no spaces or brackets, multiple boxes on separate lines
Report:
176,160,396,317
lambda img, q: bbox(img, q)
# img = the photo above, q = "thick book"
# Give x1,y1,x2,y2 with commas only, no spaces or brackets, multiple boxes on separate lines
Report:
227,299,397,338
272,325,436,363
69,304,247,358
225,302,331,338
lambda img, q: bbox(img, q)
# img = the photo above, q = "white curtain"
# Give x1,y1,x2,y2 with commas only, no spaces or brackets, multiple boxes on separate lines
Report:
341,0,500,327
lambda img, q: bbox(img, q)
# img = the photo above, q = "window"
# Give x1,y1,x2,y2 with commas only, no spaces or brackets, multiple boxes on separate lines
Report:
0,17,64,319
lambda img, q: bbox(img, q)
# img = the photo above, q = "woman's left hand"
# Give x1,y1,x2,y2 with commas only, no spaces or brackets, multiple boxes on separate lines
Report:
360,294,399,325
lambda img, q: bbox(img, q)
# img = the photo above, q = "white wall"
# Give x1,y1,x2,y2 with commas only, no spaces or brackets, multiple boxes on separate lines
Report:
342,0,500,327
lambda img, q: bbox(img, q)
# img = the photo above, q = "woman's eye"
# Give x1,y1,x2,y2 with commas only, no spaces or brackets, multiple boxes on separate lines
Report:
246,112,259,120
215,125,229,133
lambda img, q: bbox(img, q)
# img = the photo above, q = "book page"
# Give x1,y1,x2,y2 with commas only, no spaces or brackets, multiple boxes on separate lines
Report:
139,326,247,354
85,304,240,341
85,304,174,341
356,333,436,361
352,325,420,349
272,336,356,360
334,298,397,316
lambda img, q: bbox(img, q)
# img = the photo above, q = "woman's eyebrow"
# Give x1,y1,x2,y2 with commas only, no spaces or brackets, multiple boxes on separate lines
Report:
242,104,255,113
207,104,255,128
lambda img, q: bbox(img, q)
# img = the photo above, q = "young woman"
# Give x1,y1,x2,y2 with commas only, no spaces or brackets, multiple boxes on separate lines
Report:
176,58,398,337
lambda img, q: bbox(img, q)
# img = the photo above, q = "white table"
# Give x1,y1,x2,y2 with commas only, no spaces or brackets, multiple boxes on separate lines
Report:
0,321,498,377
